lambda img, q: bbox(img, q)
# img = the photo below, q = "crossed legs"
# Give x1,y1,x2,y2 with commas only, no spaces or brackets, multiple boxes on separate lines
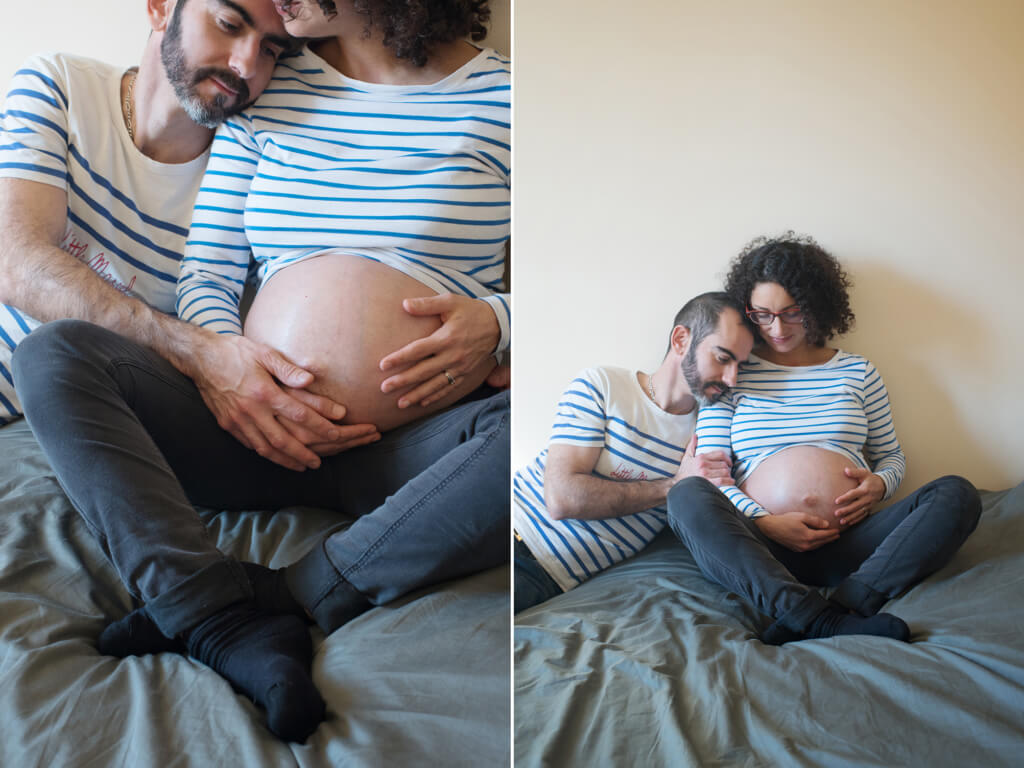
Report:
667,475,980,643
12,320,509,738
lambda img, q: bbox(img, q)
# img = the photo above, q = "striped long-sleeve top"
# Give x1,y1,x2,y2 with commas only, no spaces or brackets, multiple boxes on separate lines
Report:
695,350,906,518
0,53,207,424
176,46,510,350
513,366,696,592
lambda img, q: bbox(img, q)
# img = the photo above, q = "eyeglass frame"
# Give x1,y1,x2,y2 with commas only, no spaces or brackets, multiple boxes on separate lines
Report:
745,305,805,326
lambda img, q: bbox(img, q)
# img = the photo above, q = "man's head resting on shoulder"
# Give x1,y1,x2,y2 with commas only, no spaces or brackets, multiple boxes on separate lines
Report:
665,292,756,406
151,0,297,127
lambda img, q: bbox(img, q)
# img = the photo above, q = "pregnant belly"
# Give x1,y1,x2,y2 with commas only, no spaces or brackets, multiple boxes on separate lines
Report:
243,253,495,431
740,446,860,530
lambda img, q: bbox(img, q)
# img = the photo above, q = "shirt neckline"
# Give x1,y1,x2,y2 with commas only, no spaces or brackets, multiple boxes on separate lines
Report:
107,64,211,175
299,44,491,92
747,349,844,370
630,369,697,419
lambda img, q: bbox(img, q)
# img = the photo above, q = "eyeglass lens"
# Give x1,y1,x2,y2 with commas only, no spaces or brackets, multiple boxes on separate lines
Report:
748,309,803,325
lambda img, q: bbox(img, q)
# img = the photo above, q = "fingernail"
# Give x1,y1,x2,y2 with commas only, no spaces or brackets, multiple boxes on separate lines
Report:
328,428,341,439
398,399,408,408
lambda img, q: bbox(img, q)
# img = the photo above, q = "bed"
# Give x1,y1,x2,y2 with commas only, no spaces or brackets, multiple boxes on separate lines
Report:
0,418,510,767
514,482,1024,767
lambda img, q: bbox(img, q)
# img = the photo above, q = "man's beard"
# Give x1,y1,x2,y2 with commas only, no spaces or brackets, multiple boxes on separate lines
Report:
681,344,729,407
161,2,253,128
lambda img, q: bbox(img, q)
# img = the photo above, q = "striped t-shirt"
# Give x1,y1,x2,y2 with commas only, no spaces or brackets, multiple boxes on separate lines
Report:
0,53,208,423
176,46,510,349
513,366,696,592
695,350,906,518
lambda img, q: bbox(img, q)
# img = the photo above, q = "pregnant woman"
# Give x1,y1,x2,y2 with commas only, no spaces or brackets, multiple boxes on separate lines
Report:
667,234,981,645
12,0,508,743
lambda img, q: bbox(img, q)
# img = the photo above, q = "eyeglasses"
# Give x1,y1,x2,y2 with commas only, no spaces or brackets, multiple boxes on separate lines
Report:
745,306,804,326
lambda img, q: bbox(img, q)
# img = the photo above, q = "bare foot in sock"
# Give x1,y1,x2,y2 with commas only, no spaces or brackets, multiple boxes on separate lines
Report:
184,603,325,742
98,562,308,658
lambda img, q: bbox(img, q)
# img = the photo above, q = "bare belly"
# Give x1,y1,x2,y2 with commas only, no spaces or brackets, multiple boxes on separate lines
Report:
244,253,495,431
740,446,859,530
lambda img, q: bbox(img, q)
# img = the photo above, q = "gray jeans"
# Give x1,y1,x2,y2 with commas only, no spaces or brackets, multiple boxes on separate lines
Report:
13,320,509,636
667,474,981,635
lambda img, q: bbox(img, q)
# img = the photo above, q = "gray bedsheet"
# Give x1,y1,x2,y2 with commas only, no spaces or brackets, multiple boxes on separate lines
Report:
515,483,1024,767
0,419,510,767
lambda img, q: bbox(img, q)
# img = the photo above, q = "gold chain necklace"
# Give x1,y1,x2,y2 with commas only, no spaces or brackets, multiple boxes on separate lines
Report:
124,69,138,142
648,371,657,403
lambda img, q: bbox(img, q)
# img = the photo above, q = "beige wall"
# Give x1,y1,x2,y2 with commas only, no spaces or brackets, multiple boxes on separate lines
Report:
513,0,1024,495
1,2,149,85
1,0,509,91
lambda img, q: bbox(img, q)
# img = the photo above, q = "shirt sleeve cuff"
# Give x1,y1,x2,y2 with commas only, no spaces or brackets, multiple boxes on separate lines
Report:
480,293,510,354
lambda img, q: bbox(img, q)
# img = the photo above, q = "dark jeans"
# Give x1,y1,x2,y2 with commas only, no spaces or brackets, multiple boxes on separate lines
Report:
667,474,981,635
12,320,510,636
513,537,562,614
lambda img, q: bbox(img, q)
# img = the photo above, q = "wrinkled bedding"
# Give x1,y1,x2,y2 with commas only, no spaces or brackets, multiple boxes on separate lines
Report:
514,483,1024,767
0,419,510,767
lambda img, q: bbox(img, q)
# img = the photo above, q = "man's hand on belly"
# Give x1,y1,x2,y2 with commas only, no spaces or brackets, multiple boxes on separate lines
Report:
190,333,354,471
378,293,500,408
276,388,381,456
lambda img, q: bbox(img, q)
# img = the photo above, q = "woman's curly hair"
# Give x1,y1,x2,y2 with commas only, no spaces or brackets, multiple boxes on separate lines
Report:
724,232,855,346
286,0,491,67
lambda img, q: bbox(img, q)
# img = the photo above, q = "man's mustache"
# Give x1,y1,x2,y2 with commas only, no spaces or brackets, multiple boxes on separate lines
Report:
192,67,251,106
706,382,729,402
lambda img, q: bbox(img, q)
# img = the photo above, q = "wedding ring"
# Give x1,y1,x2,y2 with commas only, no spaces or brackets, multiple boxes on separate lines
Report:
443,369,456,385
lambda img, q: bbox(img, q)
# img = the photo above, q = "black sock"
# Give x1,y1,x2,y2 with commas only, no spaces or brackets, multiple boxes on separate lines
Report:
98,606,185,657
795,606,910,644
98,562,309,658
184,602,325,742
242,562,308,619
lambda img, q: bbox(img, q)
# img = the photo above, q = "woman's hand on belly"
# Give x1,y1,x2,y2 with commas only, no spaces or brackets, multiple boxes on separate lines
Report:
486,362,511,389
378,293,500,408
833,468,886,527
741,446,864,531
244,254,493,432
754,513,841,552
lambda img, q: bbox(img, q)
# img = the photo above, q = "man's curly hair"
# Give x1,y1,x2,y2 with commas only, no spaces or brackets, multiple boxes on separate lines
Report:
283,0,490,67
724,232,855,347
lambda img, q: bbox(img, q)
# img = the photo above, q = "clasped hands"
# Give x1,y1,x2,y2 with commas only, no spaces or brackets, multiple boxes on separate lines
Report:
193,294,502,471
757,467,886,552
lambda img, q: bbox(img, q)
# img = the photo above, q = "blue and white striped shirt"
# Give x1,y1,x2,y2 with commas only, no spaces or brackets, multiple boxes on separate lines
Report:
0,53,208,424
514,366,696,592
695,350,906,518
176,46,510,349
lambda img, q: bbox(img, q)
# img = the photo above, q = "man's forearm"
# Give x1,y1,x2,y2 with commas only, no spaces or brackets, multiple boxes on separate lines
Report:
1,239,205,376
545,472,674,521
0,178,206,378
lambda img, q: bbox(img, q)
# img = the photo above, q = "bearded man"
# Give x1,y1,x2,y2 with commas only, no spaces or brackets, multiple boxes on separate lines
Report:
0,0,393,742
512,292,756,612
0,0,368,466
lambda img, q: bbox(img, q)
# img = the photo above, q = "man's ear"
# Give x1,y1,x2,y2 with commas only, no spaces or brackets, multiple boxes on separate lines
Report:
669,324,691,357
148,0,177,33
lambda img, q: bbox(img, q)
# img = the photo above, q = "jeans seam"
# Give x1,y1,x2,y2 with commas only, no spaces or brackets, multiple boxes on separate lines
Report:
857,486,936,589
678,525,810,613
106,357,205,405
333,408,507,583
